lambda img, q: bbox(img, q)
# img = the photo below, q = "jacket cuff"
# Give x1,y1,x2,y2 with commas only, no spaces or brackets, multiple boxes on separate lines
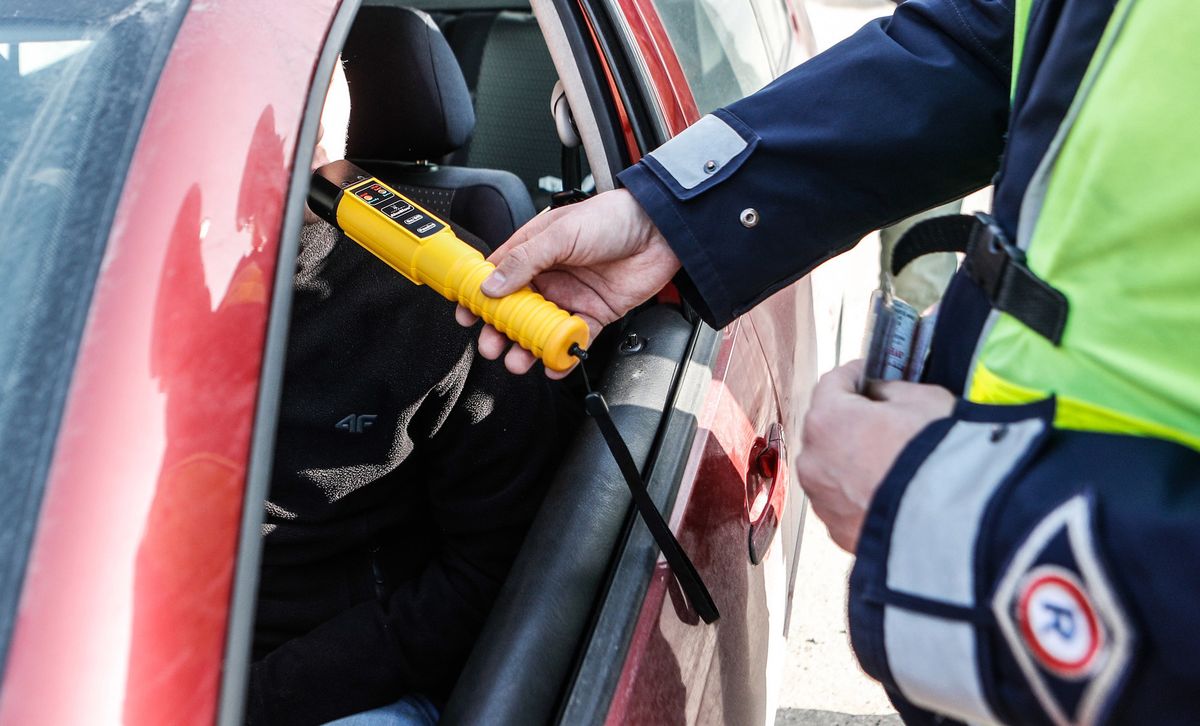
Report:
849,399,1054,724
617,110,759,329
636,111,760,199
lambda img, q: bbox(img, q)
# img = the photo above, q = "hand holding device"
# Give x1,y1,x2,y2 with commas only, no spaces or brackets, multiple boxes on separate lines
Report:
309,161,589,371
463,189,680,376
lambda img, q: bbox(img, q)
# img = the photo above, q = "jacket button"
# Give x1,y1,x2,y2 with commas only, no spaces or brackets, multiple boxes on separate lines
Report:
704,159,718,173
740,208,759,228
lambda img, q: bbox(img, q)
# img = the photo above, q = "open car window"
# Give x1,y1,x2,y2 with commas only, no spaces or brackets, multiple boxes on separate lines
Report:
642,0,774,114
0,0,188,670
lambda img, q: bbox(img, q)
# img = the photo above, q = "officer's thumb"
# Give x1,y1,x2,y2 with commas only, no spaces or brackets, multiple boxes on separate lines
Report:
869,379,956,419
482,232,564,298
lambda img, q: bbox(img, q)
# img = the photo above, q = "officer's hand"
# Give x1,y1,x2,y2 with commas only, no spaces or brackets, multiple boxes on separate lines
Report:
454,189,680,377
798,360,955,553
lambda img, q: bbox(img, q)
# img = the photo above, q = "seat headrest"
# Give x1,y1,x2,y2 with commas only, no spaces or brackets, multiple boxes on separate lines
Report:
342,7,475,161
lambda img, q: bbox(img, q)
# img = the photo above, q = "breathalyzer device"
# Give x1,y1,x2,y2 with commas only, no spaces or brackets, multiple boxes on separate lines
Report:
308,160,589,371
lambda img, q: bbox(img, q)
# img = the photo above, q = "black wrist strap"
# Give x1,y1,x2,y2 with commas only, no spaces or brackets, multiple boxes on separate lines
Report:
574,353,719,624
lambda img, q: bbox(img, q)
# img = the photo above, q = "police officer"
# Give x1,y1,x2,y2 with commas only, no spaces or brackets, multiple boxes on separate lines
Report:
457,0,1200,722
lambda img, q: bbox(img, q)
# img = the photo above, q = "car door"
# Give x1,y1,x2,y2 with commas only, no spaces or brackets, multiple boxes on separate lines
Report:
552,0,821,723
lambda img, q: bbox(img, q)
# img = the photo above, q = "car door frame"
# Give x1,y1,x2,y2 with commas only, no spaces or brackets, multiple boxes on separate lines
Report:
216,1,365,723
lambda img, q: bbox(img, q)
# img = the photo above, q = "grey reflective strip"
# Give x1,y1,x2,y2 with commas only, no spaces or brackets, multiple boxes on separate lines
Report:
887,418,1045,605
647,114,747,190
884,608,1001,725
1016,0,1136,251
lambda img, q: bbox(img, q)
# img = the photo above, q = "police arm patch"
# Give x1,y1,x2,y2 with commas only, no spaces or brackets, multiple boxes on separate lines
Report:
1017,566,1103,680
991,495,1135,726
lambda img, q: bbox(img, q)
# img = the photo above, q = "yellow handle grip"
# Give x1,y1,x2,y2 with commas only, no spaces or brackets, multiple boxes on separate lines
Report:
312,162,589,371
444,253,589,372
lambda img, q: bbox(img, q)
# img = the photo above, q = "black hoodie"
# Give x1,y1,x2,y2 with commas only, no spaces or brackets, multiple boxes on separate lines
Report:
246,224,570,724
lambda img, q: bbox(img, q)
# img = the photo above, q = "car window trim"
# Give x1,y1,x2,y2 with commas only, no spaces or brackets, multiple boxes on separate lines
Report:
214,2,364,723
567,0,657,157
594,0,671,145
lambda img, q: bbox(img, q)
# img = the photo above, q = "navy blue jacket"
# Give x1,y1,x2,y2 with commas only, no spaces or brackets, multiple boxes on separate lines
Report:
619,1,1200,723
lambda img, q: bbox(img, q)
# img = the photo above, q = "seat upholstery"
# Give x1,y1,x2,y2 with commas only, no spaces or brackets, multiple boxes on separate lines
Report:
341,6,535,248
443,11,565,210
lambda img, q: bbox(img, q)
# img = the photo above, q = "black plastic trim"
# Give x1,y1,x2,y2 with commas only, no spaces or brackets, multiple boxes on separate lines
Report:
441,306,694,726
214,3,364,724
572,0,655,156
550,0,633,172
307,164,351,227
593,0,669,146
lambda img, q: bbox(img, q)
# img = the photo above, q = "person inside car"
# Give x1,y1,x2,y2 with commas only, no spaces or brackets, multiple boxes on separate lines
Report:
245,55,570,726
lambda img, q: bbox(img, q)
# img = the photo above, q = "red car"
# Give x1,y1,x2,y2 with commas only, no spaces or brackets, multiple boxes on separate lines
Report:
0,0,818,723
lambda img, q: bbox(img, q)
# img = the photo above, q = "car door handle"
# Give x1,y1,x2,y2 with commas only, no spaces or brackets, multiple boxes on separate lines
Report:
747,423,786,565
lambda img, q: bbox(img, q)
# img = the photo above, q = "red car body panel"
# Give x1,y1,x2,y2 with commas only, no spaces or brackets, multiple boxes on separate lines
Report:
0,1,336,723
605,321,789,725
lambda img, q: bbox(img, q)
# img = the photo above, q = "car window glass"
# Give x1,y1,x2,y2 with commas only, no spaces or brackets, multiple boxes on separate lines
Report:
0,0,188,670
750,0,791,74
648,0,774,114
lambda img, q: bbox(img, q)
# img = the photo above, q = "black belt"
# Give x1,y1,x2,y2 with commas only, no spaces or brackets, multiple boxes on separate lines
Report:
891,213,1069,345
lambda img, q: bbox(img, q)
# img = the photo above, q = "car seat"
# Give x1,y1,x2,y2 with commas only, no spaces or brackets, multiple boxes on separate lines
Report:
440,10,568,210
341,6,535,249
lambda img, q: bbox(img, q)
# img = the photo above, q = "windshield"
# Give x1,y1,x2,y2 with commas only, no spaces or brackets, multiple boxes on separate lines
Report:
0,0,189,673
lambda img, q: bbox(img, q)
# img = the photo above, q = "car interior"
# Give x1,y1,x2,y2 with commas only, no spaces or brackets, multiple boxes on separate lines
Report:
261,1,709,723
342,1,593,248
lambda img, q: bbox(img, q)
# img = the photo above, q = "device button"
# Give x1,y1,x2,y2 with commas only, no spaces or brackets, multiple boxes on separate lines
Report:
382,201,413,219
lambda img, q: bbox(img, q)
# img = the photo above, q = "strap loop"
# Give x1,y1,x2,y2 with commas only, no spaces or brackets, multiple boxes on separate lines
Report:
583,391,720,624
891,213,1069,345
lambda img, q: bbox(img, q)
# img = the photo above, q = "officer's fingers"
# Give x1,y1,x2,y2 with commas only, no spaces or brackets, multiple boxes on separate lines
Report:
544,364,574,380
455,304,479,328
869,379,933,402
502,345,540,376
830,359,866,391
481,208,569,283
804,360,867,450
491,205,566,261
477,324,511,361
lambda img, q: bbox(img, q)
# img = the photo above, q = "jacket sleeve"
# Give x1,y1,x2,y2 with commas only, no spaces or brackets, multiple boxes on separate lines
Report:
247,356,567,725
618,0,1014,328
848,398,1200,725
